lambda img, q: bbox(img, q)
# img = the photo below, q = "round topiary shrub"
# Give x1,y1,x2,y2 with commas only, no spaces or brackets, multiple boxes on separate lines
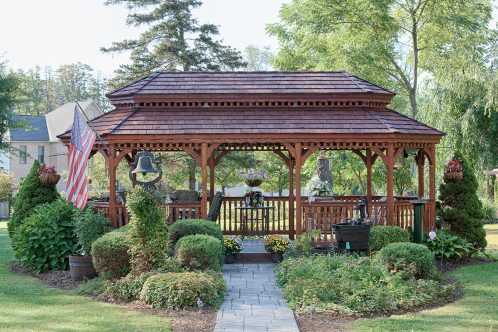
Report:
140,272,226,309
175,234,223,271
168,219,223,253
369,225,410,251
8,160,60,244
13,198,78,272
91,229,132,280
377,242,435,279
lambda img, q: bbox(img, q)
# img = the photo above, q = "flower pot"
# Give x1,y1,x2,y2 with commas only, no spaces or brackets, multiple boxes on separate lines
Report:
270,252,283,263
224,254,238,264
69,255,97,282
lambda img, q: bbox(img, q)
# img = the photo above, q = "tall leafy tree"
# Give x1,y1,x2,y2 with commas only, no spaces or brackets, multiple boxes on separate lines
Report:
243,46,274,71
0,62,18,149
268,0,494,118
102,0,246,87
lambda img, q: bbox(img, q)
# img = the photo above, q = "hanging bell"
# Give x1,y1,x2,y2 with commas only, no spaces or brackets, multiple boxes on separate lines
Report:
132,151,158,176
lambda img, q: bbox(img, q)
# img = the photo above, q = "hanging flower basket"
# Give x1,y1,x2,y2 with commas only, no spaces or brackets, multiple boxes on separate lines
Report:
444,159,463,181
242,168,266,188
38,165,61,186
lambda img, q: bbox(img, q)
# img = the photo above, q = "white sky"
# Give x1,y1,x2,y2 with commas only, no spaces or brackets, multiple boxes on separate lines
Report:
0,0,289,77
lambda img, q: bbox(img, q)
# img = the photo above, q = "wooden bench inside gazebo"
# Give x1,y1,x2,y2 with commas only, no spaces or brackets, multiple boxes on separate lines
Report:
60,71,443,238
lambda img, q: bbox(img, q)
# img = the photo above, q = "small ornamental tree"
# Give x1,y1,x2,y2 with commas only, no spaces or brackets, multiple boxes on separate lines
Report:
127,187,168,274
439,152,486,249
8,160,59,243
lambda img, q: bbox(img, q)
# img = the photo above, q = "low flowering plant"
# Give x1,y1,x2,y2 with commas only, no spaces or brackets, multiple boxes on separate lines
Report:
264,235,289,255
224,237,242,256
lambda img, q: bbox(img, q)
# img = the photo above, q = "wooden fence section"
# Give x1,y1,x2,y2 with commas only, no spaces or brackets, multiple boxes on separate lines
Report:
91,195,432,236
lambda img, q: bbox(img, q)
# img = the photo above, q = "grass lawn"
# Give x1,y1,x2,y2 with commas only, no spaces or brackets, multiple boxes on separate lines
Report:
0,221,171,332
353,225,498,332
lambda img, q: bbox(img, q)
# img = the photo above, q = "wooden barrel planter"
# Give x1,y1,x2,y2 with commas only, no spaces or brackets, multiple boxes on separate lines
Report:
332,223,371,251
69,255,97,281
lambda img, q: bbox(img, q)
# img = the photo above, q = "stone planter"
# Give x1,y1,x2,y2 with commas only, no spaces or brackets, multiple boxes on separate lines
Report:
69,255,97,282
332,223,371,251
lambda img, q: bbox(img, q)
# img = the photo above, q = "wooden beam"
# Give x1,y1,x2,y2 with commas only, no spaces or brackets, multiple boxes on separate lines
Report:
288,158,295,239
416,150,425,199
366,149,373,215
294,142,303,235
209,157,216,199
301,146,318,163
273,150,290,167
386,144,395,226
108,149,118,227
428,145,436,232
200,143,208,218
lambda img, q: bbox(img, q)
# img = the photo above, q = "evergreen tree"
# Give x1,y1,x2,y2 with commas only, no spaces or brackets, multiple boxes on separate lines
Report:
8,160,60,244
439,152,486,250
102,0,246,88
0,62,17,149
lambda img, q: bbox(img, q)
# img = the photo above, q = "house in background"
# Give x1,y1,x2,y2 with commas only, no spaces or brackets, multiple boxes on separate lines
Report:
6,100,103,191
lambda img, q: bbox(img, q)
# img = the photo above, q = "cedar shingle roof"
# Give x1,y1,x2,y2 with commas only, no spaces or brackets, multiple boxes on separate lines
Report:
76,107,443,137
107,71,394,98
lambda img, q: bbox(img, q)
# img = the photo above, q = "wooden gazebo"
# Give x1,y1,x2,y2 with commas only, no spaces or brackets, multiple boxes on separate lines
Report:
60,71,443,238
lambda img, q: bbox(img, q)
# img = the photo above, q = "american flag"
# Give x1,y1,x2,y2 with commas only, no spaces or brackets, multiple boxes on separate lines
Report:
66,105,96,209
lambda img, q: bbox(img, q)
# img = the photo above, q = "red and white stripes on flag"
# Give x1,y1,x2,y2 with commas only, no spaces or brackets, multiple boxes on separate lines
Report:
66,105,96,209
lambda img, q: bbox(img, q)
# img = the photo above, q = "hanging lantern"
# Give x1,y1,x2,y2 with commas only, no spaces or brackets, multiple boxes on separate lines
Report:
129,151,162,191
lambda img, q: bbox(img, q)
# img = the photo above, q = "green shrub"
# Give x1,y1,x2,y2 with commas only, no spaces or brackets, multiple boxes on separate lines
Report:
425,230,475,261
223,237,242,256
140,272,225,309
13,199,78,272
168,219,223,253
284,230,321,258
127,187,168,274
377,242,435,279
91,229,132,280
265,235,289,254
155,257,185,273
369,226,410,251
105,272,157,302
276,255,455,314
74,209,112,255
175,234,223,271
439,153,487,249
77,277,106,297
8,160,59,244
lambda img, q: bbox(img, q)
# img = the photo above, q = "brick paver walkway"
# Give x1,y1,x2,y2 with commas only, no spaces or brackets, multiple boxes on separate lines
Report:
214,263,299,332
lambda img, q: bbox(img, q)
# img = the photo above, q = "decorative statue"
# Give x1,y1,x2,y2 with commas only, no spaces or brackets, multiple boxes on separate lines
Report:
307,150,333,197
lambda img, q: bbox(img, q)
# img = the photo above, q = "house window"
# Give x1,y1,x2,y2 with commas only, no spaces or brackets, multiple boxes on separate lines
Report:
19,145,27,164
37,146,45,164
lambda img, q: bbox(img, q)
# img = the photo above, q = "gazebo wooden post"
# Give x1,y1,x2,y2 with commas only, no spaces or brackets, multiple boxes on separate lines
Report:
288,158,295,239
209,157,216,199
366,149,374,216
428,146,436,232
108,149,118,228
416,151,425,199
294,143,303,235
200,143,209,219
386,144,395,225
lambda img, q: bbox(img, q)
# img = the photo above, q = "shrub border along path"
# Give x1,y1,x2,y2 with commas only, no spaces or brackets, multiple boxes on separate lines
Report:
0,221,171,332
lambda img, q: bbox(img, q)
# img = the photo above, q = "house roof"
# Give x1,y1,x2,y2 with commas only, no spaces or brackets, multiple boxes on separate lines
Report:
66,107,443,137
107,71,395,99
10,115,49,141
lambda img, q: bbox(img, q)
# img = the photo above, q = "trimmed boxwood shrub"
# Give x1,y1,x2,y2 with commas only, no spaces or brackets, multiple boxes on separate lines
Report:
13,198,78,272
8,160,59,244
91,228,132,280
369,225,410,251
140,272,226,309
377,242,435,279
105,272,158,302
175,234,223,271
168,219,223,253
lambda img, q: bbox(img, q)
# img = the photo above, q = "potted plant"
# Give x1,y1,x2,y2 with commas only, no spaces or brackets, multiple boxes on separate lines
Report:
264,235,289,262
69,209,111,281
224,237,242,263
38,165,61,186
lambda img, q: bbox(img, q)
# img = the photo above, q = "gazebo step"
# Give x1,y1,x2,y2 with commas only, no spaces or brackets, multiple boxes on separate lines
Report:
237,252,273,263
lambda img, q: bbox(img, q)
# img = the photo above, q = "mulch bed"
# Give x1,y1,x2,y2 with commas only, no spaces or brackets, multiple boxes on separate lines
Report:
9,261,79,290
435,255,495,272
296,313,353,332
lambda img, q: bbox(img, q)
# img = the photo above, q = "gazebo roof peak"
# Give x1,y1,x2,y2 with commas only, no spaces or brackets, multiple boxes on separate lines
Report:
107,71,395,104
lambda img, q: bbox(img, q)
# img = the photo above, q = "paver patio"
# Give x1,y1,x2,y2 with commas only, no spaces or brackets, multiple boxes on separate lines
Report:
214,263,299,332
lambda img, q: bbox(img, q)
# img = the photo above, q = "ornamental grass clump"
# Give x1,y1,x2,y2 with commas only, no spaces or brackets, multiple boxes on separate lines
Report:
140,272,226,309
175,234,223,271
